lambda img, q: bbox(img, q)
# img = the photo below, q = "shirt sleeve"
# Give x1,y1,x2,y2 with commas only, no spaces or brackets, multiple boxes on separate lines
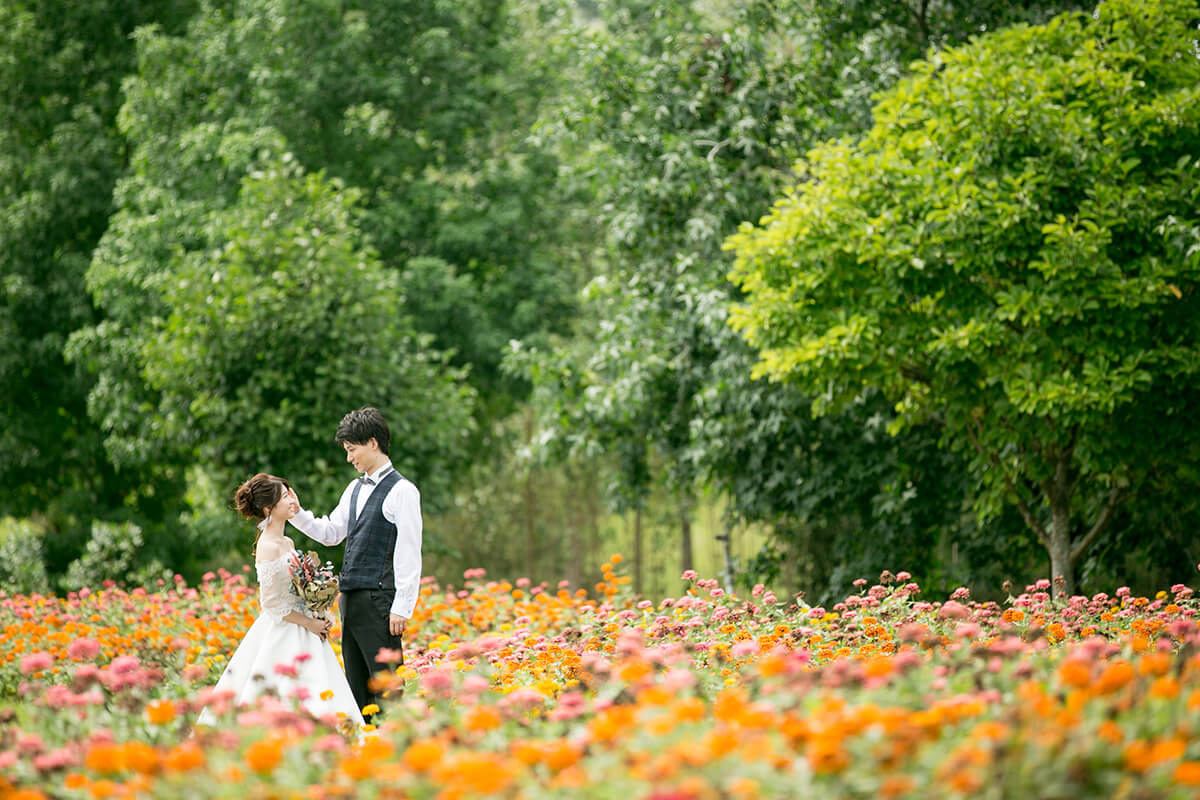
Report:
288,484,351,546
382,480,422,619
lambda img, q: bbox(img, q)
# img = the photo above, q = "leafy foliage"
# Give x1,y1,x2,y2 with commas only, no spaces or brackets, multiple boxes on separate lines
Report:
728,0,1200,594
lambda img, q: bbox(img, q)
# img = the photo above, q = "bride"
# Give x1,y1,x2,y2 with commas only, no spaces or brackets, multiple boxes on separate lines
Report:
195,473,365,729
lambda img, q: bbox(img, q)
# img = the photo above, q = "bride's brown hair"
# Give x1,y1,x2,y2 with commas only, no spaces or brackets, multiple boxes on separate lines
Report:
234,473,291,556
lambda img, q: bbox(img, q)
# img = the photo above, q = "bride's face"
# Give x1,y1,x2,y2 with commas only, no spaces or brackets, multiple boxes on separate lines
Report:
266,485,299,522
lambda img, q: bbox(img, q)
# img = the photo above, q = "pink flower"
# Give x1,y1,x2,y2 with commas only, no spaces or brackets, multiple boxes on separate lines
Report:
731,640,760,658
109,655,140,675
375,648,404,664
183,665,208,682
896,571,912,581
502,687,545,711
938,601,970,621
420,668,455,696
807,607,826,619
462,674,490,694
66,638,101,661
852,579,867,587
20,652,54,675
680,569,698,581
954,623,981,639
274,663,298,678
752,583,765,597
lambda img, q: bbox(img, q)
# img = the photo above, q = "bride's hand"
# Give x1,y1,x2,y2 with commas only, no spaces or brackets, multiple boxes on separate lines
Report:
307,617,332,641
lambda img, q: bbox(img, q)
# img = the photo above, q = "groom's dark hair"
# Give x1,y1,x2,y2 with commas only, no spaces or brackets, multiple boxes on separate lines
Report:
336,406,391,455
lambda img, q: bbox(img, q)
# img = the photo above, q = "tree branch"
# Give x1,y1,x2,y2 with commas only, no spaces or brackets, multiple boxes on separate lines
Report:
966,420,1049,547
1070,485,1123,564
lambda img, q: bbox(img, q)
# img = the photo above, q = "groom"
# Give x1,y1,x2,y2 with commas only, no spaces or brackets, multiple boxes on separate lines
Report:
288,406,422,722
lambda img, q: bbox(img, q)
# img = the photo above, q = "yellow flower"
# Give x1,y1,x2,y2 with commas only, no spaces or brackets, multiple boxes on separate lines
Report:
361,703,380,716
320,690,334,701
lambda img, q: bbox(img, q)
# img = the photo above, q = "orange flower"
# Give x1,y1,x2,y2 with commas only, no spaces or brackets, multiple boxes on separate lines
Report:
244,738,283,775
338,754,374,780
1149,676,1180,700
163,744,205,773
863,656,894,679
1098,721,1124,744
464,705,502,732
543,740,580,772
434,752,516,795
8,791,52,800
1095,661,1134,694
84,742,125,775
880,775,915,798
145,699,176,725
122,742,160,775
1138,652,1171,677
1175,762,1200,786
807,736,849,774
673,697,706,723
404,739,445,771
87,780,117,799
1058,659,1092,689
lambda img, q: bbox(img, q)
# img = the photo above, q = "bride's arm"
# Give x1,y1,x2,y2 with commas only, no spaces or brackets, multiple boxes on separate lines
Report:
282,610,331,639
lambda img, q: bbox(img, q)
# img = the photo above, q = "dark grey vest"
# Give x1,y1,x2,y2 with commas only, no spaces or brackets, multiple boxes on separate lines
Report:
340,469,403,591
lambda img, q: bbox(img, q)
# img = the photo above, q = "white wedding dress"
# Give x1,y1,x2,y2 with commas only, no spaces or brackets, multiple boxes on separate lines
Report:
196,548,365,728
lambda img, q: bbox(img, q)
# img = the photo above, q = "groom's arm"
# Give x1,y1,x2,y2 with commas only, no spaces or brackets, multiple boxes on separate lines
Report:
288,484,351,546
383,480,423,623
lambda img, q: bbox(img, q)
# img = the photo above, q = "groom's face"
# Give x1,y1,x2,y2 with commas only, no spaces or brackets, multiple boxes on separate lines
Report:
344,439,379,474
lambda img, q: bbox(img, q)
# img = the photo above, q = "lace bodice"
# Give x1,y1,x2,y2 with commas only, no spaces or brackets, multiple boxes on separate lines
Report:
255,552,307,624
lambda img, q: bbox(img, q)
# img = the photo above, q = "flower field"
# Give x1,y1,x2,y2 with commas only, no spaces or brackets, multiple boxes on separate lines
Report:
3,558,1200,800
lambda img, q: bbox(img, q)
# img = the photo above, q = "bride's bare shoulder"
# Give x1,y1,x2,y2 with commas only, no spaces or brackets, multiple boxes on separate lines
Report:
255,537,286,563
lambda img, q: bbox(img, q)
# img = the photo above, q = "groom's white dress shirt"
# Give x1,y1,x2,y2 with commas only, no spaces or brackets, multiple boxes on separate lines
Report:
289,460,422,619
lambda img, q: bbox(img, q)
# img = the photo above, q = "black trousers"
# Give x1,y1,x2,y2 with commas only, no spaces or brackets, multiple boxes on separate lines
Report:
339,589,404,721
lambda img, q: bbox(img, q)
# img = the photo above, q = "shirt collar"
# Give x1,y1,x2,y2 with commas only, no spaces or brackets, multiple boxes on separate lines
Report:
365,460,393,482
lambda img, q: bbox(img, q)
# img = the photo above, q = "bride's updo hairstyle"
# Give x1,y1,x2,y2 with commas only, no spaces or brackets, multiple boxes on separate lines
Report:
234,473,291,521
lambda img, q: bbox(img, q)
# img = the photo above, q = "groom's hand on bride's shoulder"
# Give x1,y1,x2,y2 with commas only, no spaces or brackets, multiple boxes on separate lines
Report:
389,614,407,636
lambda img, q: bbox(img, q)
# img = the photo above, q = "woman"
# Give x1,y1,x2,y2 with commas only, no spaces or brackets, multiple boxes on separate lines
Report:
195,473,365,729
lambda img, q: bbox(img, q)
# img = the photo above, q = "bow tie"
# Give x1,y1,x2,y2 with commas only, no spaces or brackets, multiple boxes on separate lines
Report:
358,475,376,486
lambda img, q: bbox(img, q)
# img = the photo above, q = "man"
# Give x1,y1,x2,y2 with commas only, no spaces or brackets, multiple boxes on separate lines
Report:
288,406,421,721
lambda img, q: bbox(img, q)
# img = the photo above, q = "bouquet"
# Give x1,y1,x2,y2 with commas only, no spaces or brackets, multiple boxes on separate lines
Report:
288,550,339,620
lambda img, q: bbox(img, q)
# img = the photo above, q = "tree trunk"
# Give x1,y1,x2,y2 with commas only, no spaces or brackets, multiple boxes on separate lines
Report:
718,527,735,595
679,493,694,576
633,507,643,597
1047,492,1074,597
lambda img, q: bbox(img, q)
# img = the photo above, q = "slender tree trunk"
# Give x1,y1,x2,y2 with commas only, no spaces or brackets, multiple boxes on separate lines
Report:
1047,493,1074,597
523,411,537,578
633,507,643,597
679,492,694,575
718,526,734,595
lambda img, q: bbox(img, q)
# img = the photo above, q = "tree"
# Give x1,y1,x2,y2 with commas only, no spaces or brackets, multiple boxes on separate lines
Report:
520,0,1084,593
728,0,1200,596
0,0,196,571
70,0,576,517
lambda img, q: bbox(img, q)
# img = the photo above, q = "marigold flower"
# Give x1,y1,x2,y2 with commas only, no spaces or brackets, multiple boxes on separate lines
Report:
145,700,176,725
464,704,502,731
84,742,124,775
162,744,205,773
1175,762,1200,786
244,738,283,775
404,739,446,771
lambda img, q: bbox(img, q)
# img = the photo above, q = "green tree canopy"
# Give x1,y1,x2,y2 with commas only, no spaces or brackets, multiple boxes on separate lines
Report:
728,0,1200,595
